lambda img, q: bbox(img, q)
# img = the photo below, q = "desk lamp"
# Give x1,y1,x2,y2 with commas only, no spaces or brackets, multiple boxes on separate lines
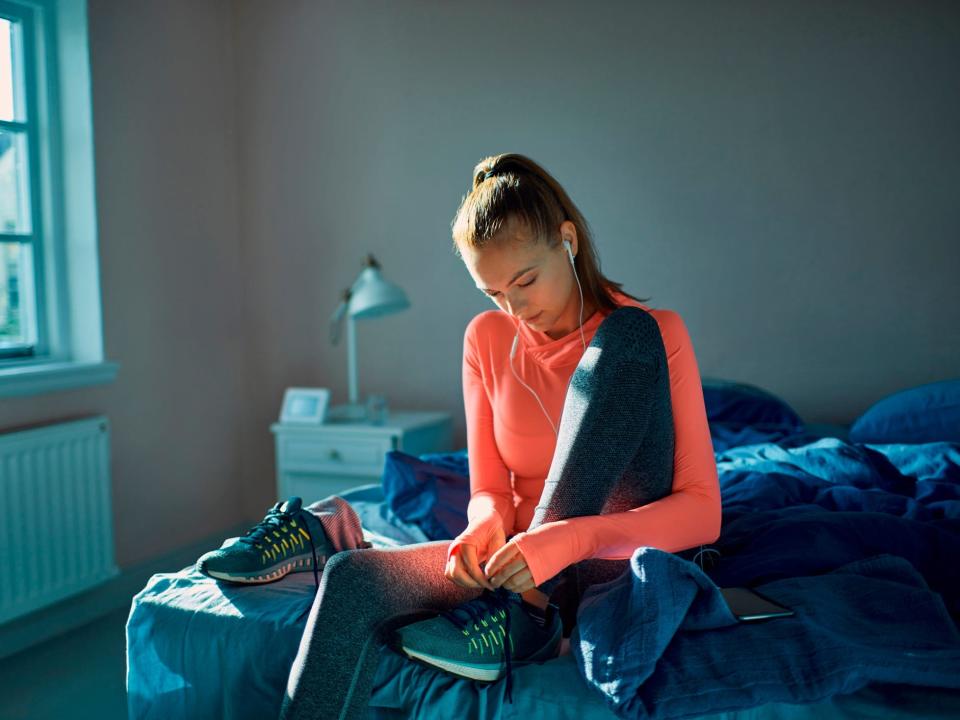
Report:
327,254,409,422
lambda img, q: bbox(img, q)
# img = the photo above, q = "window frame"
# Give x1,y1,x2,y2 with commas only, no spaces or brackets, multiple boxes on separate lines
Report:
0,0,49,360
0,0,118,398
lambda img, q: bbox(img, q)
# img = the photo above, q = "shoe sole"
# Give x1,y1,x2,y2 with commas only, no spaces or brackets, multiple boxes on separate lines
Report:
399,623,562,682
200,554,327,584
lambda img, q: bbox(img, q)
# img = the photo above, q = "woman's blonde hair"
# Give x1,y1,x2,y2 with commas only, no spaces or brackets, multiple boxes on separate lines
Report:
451,152,649,312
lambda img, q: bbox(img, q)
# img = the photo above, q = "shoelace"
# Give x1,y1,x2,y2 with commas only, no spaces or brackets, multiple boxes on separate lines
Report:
439,587,517,703
237,499,322,592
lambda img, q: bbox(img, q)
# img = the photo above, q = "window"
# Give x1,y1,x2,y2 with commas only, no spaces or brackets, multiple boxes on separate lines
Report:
0,0,117,397
0,5,39,360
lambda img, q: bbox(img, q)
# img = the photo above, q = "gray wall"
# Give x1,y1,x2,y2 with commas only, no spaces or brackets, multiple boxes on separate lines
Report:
0,0,245,567
233,0,960,512
1,0,958,569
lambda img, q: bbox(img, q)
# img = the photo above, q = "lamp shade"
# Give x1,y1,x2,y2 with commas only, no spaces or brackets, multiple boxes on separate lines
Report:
348,264,410,318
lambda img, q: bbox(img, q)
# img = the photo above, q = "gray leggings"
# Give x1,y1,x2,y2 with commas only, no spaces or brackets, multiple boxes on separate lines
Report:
279,306,675,720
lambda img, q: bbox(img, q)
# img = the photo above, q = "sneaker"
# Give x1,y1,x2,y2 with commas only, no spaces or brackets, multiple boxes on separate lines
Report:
196,497,333,589
391,587,561,701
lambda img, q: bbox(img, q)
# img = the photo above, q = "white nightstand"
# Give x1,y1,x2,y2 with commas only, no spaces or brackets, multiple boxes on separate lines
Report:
270,411,454,505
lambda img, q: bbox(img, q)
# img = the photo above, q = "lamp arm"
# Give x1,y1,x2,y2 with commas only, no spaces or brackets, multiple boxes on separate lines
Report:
328,290,351,345
347,313,359,406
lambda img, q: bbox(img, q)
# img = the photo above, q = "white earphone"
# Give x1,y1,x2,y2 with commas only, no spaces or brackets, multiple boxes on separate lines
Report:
509,237,586,438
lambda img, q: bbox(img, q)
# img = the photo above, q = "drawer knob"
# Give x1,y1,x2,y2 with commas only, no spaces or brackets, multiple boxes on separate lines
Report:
328,449,342,461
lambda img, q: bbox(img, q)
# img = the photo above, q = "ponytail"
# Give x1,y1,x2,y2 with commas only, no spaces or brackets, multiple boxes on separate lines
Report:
451,153,649,312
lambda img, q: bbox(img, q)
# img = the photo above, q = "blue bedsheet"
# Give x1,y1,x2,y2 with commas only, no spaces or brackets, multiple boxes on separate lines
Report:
126,563,318,719
126,484,424,720
127,435,960,720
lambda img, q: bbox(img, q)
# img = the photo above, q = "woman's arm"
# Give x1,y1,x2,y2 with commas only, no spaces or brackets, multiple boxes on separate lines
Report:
512,486,720,587
447,316,517,560
512,309,722,586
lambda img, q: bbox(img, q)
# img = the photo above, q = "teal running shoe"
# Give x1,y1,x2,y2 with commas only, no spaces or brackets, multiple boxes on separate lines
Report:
196,497,332,589
391,588,561,702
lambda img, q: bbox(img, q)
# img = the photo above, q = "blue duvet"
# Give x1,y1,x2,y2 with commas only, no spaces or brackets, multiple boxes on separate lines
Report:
570,436,960,718
372,435,960,718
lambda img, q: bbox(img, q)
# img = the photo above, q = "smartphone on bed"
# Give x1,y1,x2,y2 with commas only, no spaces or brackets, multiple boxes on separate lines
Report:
720,587,795,622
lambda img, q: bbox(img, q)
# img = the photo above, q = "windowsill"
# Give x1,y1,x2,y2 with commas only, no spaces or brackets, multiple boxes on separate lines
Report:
0,360,119,398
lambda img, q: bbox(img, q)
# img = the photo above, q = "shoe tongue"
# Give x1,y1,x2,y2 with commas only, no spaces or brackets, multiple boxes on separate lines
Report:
280,497,303,514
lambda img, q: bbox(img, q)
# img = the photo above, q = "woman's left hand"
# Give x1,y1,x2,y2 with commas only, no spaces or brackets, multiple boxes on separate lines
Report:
484,536,535,593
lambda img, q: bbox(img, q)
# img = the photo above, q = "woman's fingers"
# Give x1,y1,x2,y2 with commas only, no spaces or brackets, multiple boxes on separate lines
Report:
448,563,482,589
446,545,481,588
488,558,527,588
483,543,522,579
484,543,518,579
462,545,495,590
454,545,494,590
444,556,459,582
447,515,508,589
447,545,533,593
502,569,535,593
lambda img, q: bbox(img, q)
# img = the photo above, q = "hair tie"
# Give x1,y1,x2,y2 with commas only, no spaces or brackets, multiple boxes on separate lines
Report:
483,170,496,180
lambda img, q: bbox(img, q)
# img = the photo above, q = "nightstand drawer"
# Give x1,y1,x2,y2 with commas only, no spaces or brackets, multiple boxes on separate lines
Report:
281,435,394,475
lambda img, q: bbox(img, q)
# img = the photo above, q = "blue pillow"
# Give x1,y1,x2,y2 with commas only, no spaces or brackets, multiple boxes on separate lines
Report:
700,377,804,431
849,379,960,444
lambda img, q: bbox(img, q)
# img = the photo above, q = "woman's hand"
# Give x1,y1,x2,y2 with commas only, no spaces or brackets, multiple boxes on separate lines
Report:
445,513,506,590
484,536,535,593
445,543,495,590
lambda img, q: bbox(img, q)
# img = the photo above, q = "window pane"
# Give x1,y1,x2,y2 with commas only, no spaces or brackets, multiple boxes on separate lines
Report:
0,17,25,123
0,129,30,233
0,241,36,349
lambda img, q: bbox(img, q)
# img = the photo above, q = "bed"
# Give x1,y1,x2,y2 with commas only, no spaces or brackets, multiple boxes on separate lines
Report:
126,378,960,719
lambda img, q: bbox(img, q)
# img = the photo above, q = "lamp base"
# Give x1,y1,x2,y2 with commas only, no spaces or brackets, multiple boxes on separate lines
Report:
326,402,368,423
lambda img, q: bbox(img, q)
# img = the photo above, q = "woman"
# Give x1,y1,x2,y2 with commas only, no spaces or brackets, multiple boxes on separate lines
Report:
274,152,721,719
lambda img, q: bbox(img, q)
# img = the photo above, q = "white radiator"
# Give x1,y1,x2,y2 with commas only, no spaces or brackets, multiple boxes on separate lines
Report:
0,415,118,625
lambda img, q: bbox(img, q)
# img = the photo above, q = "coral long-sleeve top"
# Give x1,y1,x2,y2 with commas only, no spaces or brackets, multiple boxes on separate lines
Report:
449,289,722,587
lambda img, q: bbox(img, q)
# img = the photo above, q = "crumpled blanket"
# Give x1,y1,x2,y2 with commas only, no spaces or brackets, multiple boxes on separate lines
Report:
573,547,960,720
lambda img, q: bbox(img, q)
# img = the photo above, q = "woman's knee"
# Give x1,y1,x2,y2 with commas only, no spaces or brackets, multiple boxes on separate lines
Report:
321,548,382,592
322,542,450,593
578,307,667,385
594,307,664,354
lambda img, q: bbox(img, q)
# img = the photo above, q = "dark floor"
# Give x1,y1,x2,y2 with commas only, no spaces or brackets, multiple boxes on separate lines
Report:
0,607,129,720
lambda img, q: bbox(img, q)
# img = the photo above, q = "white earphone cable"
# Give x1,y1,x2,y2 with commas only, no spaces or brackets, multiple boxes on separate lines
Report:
574,248,586,353
510,335,559,438
509,238,585,439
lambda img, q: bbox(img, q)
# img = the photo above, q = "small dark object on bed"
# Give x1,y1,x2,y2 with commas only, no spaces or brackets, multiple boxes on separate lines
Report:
721,587,795,622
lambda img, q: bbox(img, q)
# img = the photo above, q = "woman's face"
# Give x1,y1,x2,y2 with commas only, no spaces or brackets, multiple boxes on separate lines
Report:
460,218,588,341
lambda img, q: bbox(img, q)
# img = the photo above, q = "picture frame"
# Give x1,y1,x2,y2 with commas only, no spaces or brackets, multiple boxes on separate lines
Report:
279,387,331,424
